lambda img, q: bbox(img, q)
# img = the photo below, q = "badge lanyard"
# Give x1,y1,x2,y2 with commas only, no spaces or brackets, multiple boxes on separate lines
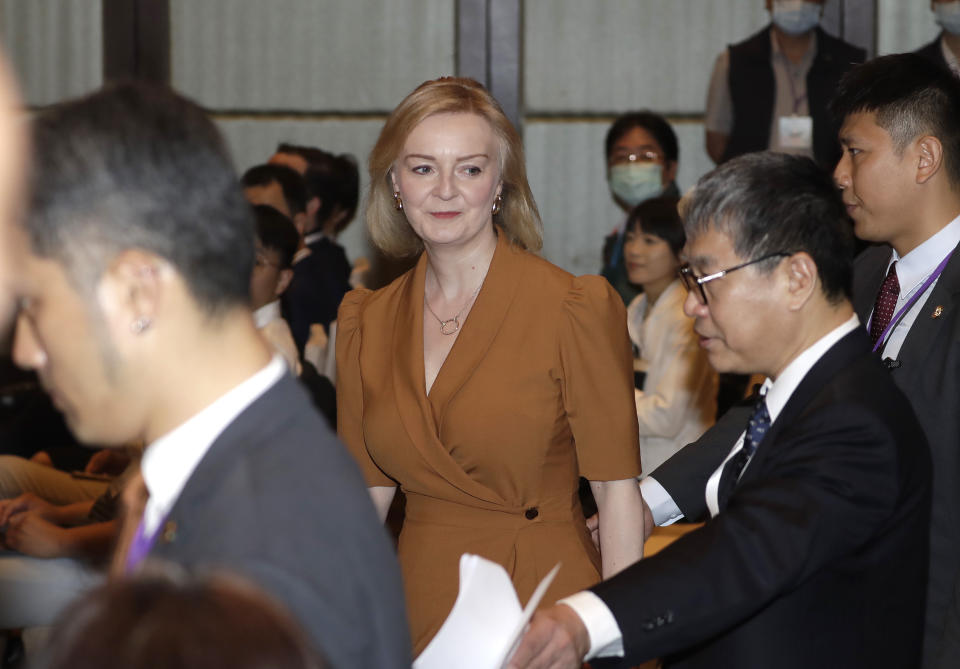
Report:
870,249,955,353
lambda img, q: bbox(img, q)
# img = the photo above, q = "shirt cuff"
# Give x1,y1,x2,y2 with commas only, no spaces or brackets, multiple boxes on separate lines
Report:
640,477,684,526
558,591,625,660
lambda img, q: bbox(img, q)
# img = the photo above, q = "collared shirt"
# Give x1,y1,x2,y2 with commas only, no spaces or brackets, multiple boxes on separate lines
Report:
562,314,861,660
253,300,300,374
705,28,817,157
873,213,960,359
941,36,960,77
303,231,333,247
139,356,285,537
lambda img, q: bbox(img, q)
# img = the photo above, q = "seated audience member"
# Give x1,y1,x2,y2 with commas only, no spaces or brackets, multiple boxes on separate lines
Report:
509,152,931,669
0,467,128,630
918,0,960,77
251,205,300,374
16,82,410,667
623,197,717,475
34,568,326,669
602,111,681,306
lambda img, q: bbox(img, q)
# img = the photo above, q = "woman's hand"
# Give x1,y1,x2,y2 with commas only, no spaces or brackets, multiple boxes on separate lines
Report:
589,478,645,579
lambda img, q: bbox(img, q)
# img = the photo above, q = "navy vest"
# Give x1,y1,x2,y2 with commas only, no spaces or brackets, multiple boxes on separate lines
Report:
722,26,866,168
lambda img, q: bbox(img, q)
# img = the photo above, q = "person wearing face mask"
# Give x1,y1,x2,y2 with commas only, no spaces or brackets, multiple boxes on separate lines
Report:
705,0,865,167
601,111,680,306
918,0,960,77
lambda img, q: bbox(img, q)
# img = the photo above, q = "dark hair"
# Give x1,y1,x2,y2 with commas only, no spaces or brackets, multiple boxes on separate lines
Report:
303,152,360,234
605,111,679,164
830,53,960,186
27,81,254,314
242,164,308,216
253,205,299,269
625,197,685,257
275,142,328,167
35,568,326,669
684,152,854,303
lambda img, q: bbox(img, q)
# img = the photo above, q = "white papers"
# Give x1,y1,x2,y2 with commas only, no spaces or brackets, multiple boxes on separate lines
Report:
413,554,561,669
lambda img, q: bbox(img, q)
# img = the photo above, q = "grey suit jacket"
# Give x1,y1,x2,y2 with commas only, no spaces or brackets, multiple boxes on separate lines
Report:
148,373,411,668
853,243,960,668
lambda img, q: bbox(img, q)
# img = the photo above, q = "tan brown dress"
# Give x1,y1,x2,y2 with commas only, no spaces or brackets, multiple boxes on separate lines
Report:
336,232,642,653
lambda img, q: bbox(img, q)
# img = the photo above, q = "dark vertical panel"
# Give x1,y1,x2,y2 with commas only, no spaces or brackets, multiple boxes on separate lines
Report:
102,0,136,80
457,0,489,85
842,0,876,58
488,0,521,128
102,0,169,82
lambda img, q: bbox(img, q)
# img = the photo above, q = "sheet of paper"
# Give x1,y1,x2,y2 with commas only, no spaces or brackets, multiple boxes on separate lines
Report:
413,554,560,669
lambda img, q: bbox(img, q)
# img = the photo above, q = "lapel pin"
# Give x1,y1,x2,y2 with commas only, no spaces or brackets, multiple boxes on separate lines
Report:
932,305,944,319
160,520,178,544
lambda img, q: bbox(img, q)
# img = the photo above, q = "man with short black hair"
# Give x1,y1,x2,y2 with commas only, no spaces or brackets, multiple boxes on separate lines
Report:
509,152,930,669
832,52,960,668
13,82,411,668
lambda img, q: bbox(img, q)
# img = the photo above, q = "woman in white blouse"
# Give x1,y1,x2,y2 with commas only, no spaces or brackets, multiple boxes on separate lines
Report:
623,197,717,475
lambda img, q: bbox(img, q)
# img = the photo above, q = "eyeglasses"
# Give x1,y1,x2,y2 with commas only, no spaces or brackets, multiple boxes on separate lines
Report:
609,149,663,166
679,252,791,305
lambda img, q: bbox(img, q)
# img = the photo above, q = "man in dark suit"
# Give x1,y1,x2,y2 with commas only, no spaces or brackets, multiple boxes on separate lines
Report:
11,82,411,667
832,53,960,669
509,152,931,669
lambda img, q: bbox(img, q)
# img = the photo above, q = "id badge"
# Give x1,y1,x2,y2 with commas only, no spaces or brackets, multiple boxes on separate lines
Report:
779,115,813,149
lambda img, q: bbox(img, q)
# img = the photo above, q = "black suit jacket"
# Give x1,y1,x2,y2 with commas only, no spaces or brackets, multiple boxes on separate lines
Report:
282,237,351,353
917,35,952,73
148,374,411,668
592,328,931,668
854,243,960,667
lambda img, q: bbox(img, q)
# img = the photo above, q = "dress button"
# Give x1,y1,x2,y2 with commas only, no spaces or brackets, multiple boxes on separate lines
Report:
524,507,539,520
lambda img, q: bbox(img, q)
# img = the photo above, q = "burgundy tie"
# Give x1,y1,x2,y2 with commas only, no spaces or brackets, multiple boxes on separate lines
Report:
870,262,900,347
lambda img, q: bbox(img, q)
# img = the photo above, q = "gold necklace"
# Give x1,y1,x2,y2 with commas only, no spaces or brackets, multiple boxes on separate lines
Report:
424,281,484,335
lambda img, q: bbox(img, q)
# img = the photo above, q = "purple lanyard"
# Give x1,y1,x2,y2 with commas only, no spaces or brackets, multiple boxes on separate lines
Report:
870,249,955,353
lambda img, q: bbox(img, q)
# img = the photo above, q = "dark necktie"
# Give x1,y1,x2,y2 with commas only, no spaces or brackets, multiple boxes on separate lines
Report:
869,262,900,348
717,396,771,509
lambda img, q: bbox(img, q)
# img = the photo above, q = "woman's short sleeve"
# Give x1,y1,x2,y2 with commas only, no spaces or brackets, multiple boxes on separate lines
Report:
559,276,643,480
335,289,396,487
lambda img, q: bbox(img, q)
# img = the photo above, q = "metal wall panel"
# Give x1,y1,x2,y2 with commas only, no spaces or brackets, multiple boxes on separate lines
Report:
525,120,710,276
876,0,939,55
524,0,769,114
216,116,386,265
171,0,455,111
0,0,102,106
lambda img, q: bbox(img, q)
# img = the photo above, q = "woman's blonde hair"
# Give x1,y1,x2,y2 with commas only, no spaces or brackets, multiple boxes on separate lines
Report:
366,77,543,257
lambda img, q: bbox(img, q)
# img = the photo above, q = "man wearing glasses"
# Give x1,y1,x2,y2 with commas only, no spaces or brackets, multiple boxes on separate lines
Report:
509,152,931,669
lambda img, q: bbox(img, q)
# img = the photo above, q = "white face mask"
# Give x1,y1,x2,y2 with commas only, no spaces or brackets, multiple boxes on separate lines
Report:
771,0,822,36
608,163,664,208
935,1,960,36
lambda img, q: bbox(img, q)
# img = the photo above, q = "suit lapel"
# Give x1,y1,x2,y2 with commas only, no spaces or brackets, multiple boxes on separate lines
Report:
893,242,960,367
734,329,869,493
389,239,513,505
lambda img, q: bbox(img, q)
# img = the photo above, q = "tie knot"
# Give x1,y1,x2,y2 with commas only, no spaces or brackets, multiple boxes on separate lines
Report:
744,397,771,457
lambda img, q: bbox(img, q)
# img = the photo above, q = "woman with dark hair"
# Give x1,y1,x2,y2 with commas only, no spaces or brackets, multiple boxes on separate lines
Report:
337,77,645,653
623,197,716,474
602,111,682,305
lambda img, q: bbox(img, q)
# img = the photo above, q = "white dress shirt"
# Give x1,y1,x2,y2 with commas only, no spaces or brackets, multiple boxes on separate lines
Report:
139,356,286,537
873,214,960,359
562,314,861,660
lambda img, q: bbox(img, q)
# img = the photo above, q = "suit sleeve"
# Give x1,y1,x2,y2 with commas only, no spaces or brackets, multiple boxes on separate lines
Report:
592,402,902,664
559,276,642,481
335,289,395,487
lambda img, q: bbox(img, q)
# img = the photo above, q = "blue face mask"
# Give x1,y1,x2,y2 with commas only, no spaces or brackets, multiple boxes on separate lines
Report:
609,163,664,208
771,0,822,36
935,1,960,36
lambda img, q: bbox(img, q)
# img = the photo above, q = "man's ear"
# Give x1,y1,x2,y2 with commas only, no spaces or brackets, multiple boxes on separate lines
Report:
96,249,170,341
784,252,818,312
292,212,308,238
275,268,294,298
307,196,320,221
916,135,944,185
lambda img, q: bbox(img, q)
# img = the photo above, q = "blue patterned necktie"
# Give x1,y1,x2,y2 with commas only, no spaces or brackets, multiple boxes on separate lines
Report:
718,396,771,509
